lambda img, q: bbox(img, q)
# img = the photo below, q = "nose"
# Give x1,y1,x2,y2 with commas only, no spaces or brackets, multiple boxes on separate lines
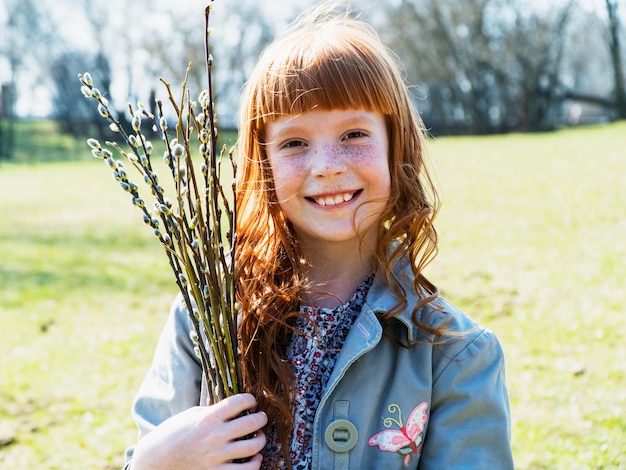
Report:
311,144,347,178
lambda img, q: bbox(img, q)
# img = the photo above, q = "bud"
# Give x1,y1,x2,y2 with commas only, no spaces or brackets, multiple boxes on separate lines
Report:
172,143,185,158
200,129,209,144
109,123,120,133
159,117,168,131
198,90,210,108
190,330,200,344
81,86,93,98
132,114,142,132
87,138,101,149
98,104,109,118
82,73,93,86
106,156,116,169
91,148,103,159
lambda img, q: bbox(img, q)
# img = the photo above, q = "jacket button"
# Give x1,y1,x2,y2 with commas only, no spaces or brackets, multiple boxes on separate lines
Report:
324,419,359,453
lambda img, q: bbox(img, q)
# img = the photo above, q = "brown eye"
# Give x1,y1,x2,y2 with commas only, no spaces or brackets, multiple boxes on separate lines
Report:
344,130,367,140
282,139,306,149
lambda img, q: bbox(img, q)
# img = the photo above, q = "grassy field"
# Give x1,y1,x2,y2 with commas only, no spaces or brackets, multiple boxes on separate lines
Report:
1,122,625,468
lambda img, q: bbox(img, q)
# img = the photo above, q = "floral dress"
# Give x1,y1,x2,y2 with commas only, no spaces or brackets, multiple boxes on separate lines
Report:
262,274,375,469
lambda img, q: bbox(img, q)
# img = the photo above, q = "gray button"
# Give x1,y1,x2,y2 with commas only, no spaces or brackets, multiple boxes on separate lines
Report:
324,419,359,453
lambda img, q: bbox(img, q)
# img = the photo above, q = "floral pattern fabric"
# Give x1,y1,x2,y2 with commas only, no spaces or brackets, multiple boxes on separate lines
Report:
262,274,374,469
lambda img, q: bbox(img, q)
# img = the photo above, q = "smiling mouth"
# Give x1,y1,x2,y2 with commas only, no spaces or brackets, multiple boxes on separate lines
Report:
308,190,361,206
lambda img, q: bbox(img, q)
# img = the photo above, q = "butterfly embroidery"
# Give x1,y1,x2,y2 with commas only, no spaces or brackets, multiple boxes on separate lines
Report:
368,402,429,467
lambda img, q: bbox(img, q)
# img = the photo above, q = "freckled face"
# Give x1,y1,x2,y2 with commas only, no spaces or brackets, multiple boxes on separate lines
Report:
265,109,391,249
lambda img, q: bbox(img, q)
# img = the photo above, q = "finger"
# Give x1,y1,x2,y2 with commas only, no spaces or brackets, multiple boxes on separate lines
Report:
221,453,264,470
236,411,268,433
223,431,267,462
210,394,258,421
220,411,268,443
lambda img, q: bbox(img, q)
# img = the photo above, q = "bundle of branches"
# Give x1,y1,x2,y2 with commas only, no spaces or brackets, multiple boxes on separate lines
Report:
78,2,241,404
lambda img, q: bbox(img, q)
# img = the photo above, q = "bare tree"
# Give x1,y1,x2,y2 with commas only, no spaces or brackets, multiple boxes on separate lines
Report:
0,0,52,158
384,0,575,134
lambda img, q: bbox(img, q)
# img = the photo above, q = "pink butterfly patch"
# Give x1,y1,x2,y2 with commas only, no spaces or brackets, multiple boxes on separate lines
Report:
368,402,428,467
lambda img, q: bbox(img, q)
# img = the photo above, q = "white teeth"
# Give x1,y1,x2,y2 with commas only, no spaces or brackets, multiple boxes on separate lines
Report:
314,192,354,206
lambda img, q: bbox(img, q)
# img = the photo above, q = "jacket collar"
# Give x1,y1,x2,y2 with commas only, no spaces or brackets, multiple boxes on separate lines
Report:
365,253,436,344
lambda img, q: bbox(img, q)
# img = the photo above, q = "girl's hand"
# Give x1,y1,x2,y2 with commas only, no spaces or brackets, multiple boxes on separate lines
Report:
130,393,268,470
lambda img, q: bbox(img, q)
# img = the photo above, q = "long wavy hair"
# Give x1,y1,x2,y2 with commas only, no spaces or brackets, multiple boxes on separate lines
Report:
235,2,442,462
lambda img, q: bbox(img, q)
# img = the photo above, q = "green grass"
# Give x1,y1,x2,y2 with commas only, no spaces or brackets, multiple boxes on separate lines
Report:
1,122,625,468
426,123,626,469
0,118,239,164
2,119,87,163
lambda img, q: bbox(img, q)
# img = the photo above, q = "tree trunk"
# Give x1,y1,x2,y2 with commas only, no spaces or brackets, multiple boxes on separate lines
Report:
606,0,626,118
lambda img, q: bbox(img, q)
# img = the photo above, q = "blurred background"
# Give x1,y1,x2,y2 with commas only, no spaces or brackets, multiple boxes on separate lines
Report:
0,0,624,157
1,0,624,468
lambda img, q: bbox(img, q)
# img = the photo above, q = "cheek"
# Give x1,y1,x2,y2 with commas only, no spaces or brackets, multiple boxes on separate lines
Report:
353,145,390,182
269,158,305,201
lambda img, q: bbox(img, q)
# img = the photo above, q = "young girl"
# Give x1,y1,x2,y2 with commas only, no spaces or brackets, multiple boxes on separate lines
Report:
125,3,514,469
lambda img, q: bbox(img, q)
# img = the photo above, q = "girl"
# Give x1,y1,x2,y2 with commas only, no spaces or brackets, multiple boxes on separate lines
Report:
125,3,514,469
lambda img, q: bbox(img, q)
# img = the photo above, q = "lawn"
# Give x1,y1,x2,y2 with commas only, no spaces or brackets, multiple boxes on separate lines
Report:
1,121,625,468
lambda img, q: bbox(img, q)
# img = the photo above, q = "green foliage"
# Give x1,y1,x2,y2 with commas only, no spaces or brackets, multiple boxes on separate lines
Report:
1,122,625,468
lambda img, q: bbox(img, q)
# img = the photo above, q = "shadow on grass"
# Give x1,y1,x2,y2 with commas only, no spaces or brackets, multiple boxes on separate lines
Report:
0,230,171,309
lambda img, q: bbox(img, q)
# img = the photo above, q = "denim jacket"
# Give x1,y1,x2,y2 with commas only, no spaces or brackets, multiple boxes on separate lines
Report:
126,256,514,469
